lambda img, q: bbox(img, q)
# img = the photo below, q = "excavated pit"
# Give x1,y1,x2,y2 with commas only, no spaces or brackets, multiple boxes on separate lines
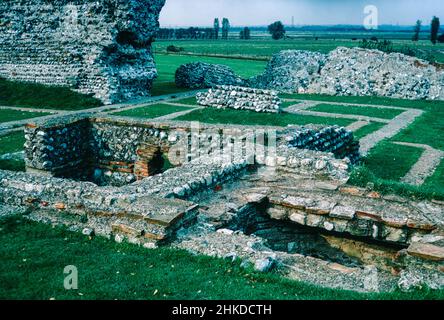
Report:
188,167,407,273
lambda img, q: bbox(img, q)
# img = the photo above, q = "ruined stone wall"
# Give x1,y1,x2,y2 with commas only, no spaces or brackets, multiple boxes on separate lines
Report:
24,115,93,179
197,85,282,113
0,0,165,104
23,115,263,186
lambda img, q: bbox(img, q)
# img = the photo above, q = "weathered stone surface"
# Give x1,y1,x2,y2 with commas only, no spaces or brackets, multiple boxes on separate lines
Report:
308,47,444,101
196,85,282,113
175,62,244,89
407,243,444,262
249,50,326,93
330,205,355,220
0,0,165,104
249,47,444,101
284,126,360,164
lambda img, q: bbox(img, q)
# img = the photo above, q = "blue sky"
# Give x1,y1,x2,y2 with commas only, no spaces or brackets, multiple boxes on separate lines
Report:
160,0,444,27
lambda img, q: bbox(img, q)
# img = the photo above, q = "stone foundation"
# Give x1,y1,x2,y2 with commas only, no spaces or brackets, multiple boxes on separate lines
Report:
1,114,442,292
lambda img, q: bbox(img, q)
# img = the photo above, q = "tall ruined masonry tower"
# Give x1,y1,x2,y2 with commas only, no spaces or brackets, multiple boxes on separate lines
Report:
0,0,166,104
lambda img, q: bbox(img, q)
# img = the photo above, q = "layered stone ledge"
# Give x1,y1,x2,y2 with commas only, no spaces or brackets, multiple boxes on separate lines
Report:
267,186,443,245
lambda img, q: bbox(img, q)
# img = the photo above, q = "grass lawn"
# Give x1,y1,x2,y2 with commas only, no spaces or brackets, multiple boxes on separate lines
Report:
353,122,386,140
0,131,26,172
151,54,266,96
280,93,444,111
0,78,102,111
171,97,199,106
1,216,442,300
0,109,51,124
349,140,444,200
0,131,25,155
174,108,354,127
113,104,192,119
281,100,301,108
424,161,444,193
393,108,444,151
307,104,404,120
363,142,424,181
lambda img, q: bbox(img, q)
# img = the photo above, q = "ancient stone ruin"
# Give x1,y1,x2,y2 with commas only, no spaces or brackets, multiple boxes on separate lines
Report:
284,126,361,164
251,47,444,100
184,47,444,101
175,62,245,89
0,0,166,104
1,113,443,292
196,85,282,113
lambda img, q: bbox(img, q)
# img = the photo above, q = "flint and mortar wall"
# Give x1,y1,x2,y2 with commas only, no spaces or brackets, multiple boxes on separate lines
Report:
23,115,270,186
0,0,165,104
197,85,282,113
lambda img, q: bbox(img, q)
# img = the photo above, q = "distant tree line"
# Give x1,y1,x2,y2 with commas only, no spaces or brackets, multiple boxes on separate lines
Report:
239,27,251,40
412,16,444,44
157,27,218,40
158,18,231,40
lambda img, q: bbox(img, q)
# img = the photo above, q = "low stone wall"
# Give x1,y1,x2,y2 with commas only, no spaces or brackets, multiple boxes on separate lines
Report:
284,126,360,164
24,115,93,180
196,85,282,113
22,114,361,187
272,146,351,183
23,115,268,186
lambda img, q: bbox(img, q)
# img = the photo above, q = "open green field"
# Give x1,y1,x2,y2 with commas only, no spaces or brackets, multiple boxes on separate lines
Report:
154,39,444,62
1,216,442,300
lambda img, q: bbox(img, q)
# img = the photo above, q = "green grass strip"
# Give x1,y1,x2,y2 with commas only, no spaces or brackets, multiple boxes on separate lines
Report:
0,109,51,124
0,132,26,172
353,122,386,139
171,97,199,106
113,104,192,119
349,166,444,201
1,216,442,300
0,78,102,111
363,142,424,180
308,104,404,120
0,131,25,155
393,108,444,151
175,108,354,127
280,93,444,111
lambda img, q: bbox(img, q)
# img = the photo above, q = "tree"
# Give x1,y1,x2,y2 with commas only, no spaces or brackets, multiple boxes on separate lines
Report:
431,16,440,44
239,27,251,40
268,21,285,40
222,18,230,40
412,20,422,42
213,18,220,40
